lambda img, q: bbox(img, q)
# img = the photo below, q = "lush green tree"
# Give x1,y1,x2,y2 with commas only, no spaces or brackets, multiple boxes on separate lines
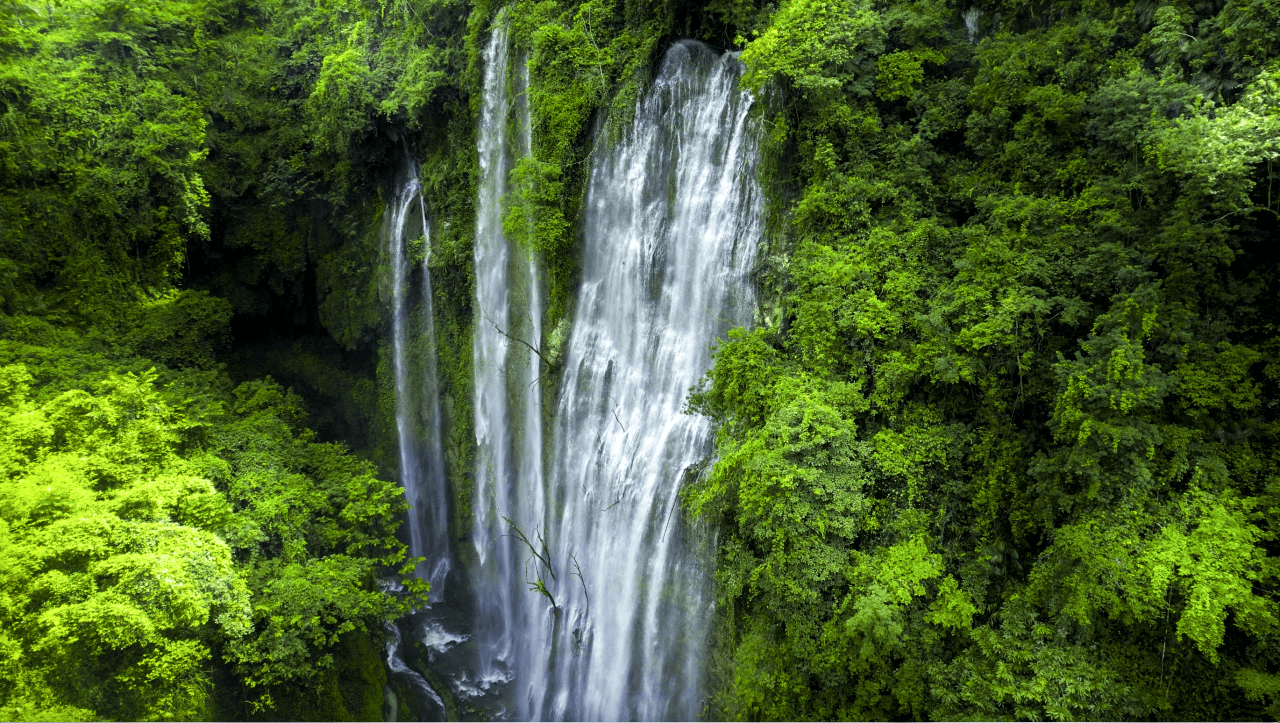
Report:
0,0,217,322
0,339,426,720
0,364,248,721
689,0,1280,719
0,0,440,719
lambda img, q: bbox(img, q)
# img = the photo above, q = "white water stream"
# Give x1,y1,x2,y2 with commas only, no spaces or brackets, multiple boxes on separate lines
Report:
388,170,452,598
385,166,455,721
385,620,447,721
470,17,546,708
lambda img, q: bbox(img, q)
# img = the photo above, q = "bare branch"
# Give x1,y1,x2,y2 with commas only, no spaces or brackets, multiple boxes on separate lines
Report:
606,394,626,434
570,553,589,611
483,309,548,365
536,527,556,582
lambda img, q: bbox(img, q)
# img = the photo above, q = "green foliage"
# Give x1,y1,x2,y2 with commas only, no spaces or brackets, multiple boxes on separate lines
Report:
692,0,1280,719
0,0,214,321
0,339,425,720
497,0,672,326
124,290,234,370
0,12,473,714
0,365,248,721
741,0,884,98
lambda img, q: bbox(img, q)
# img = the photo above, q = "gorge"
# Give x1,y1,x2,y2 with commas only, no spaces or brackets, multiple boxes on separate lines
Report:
1,0,1277,720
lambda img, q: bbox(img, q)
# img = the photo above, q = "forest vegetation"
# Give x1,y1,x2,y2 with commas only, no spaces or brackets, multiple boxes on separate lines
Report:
0,0,1278,719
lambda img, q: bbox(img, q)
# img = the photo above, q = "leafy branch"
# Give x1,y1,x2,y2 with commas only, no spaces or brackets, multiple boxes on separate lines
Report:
503,515,560,611
528,575,558,611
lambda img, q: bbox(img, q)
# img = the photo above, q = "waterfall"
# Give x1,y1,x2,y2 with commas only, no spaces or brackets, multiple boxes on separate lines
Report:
385,166,455,720
530,41,761,720
416,185,453,600
388,168,452,600
471,18,514,684
469,31,760,720
388,176,420,571
471,17,545,703
510,50,553,714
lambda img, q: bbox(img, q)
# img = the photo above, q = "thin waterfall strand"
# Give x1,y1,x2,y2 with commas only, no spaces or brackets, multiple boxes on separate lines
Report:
511,53,551,716
389,177,427,580
388,170,451,600
416,188,452,600
385,620,447,720
386,170,452,721
471,18,533,696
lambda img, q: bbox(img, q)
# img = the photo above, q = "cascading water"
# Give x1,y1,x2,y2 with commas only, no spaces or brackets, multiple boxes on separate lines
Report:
471,17,515,685
510,49,551,706
470,17,545,705
385,165,458,720
385,620,447,721
415,187,453,600
389,22,759,723
459,37,763,719
526,40,762,721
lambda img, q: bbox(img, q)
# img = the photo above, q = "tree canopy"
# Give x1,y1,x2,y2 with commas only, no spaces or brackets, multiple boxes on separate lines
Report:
687,0,1280,718
0,3,430,718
